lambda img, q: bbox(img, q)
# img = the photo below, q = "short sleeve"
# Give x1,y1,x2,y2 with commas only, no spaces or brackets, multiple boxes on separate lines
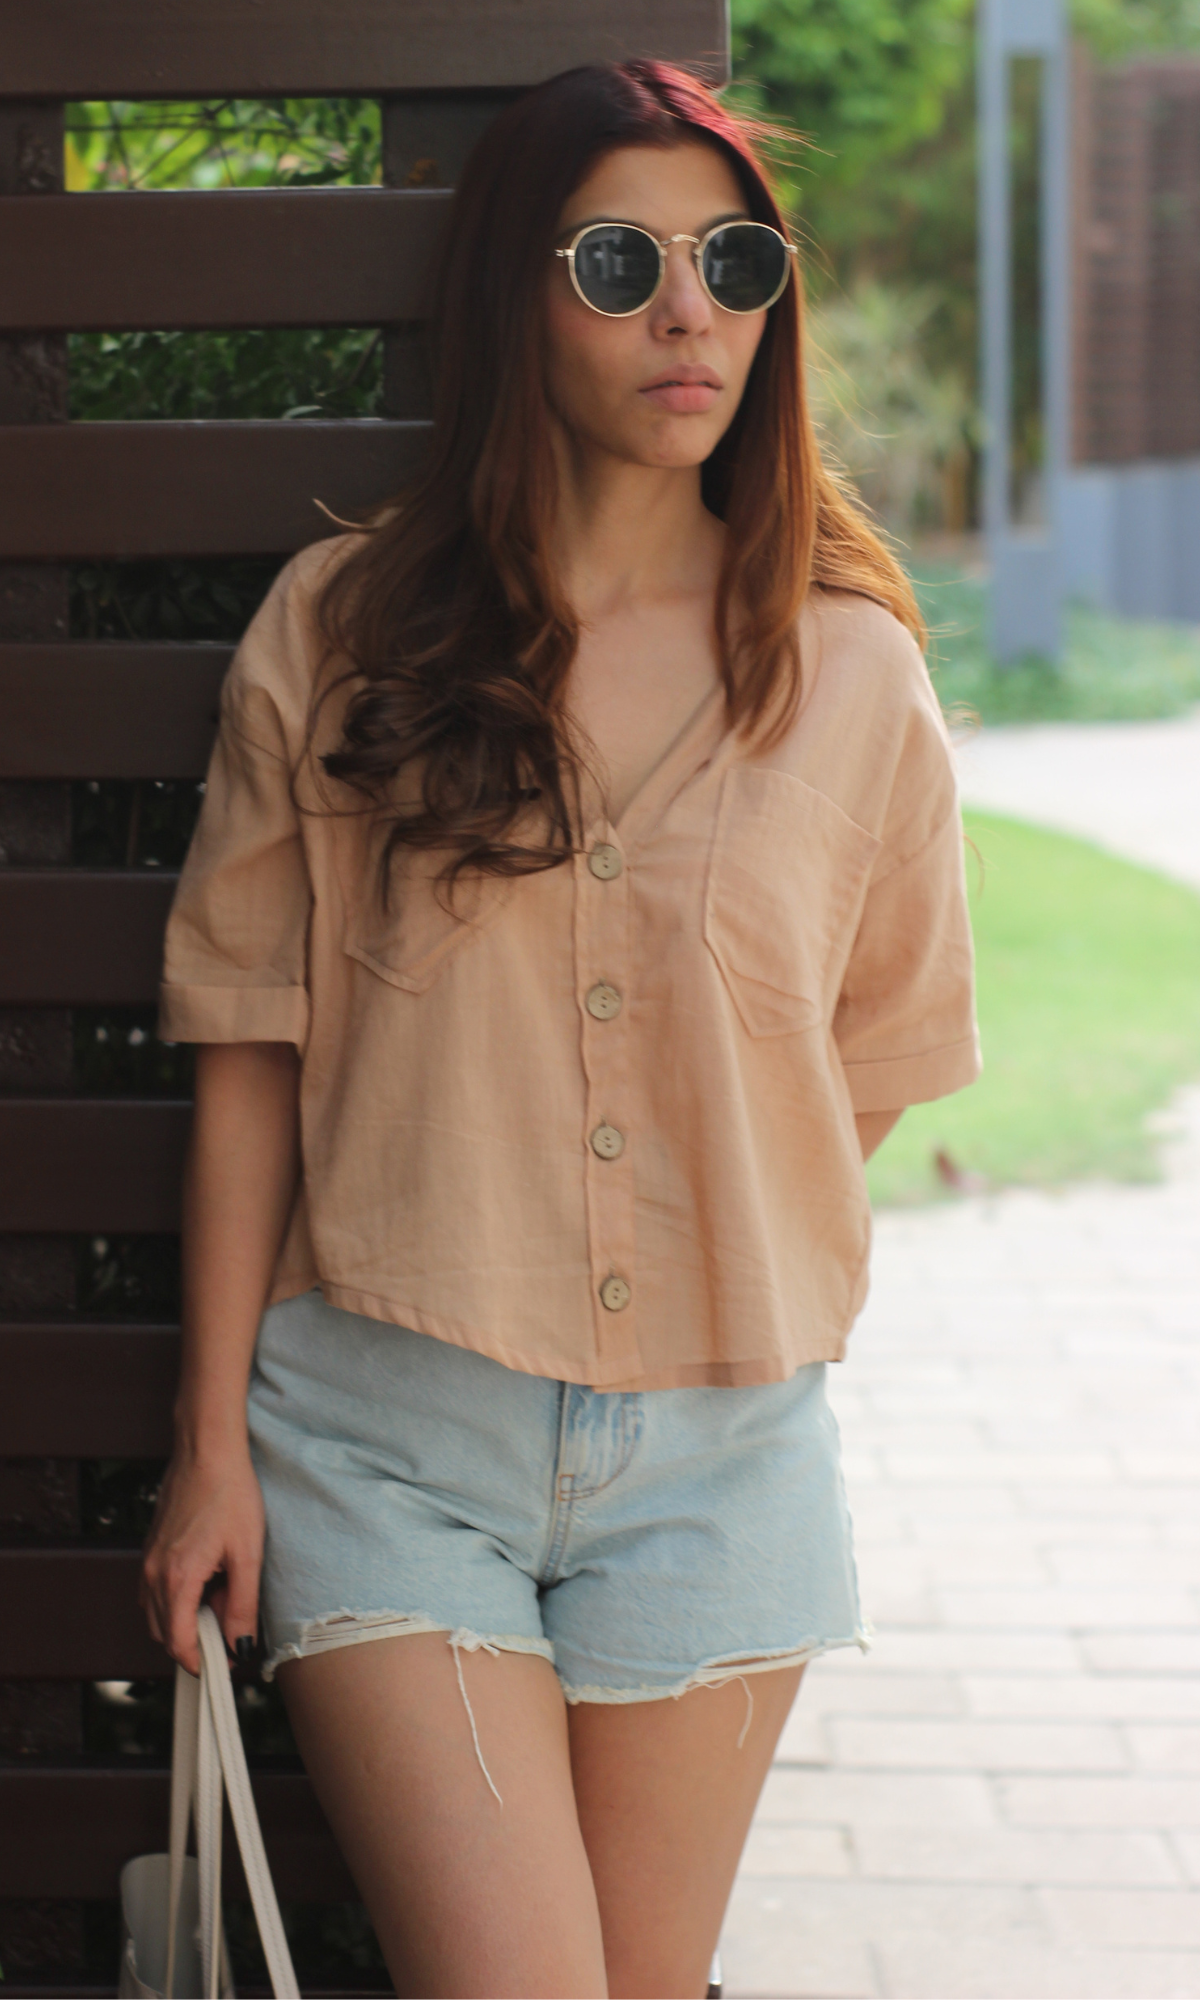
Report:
157,574,315,1048
833,703,981,1114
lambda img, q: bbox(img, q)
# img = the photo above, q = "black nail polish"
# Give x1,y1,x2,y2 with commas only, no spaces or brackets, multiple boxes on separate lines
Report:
234,1635,255,1665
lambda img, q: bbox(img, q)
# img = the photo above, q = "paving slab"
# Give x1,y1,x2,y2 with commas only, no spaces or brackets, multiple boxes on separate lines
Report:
724,1085,1200,1997
872,1936,1200,1999
1038,1886,1200,1948
955,707,1200,889
852,1827,1183,1888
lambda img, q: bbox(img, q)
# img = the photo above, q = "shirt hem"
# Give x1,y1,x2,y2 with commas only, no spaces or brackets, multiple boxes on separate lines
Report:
265,1273,850,1390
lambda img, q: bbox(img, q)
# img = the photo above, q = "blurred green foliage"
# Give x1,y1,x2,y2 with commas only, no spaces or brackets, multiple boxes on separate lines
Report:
868,811,1200,1203
65,103,377,648
916,564,1200,720
64,96,381,189
71,557,278,645
73,1007,195,1097
731,0,973,206
808,282,977,530
70,327,382,423
76,1234,182,1320
732,0,1200,405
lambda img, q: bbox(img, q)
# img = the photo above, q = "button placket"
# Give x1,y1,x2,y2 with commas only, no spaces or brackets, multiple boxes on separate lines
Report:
574,831,637,1364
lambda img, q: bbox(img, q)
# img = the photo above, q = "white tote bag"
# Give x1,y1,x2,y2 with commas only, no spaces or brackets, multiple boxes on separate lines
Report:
119,1605,300,1999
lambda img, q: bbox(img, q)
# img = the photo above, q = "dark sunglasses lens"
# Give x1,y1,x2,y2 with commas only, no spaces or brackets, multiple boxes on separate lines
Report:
702,224,789,311
572,225,661,314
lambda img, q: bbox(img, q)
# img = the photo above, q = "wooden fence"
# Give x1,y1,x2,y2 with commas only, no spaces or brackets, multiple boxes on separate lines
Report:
1073,50,1200,464
0,4,727,1990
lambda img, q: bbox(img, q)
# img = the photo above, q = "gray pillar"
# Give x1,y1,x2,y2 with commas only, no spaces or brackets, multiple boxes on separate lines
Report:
979,0,1071,660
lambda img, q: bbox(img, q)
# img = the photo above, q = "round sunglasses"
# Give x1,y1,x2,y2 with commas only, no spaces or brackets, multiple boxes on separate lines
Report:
555,219,796,319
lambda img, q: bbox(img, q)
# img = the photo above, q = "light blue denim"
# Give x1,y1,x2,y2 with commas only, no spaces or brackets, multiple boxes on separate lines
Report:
247,1289,869,1701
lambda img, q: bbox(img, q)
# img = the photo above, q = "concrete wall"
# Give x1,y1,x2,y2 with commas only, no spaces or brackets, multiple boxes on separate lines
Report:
1061,457,1200,621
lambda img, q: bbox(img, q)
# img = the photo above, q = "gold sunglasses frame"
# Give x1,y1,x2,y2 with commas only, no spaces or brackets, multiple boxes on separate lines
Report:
555,220,797,318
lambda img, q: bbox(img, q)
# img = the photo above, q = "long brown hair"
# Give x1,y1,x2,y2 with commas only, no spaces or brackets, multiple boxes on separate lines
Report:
316,60,922,891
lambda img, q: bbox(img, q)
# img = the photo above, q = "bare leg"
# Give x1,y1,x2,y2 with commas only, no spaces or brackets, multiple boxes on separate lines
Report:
278,1633,608,1999
569,1664,805,2000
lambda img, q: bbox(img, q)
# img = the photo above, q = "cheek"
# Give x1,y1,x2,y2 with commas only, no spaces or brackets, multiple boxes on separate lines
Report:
544,296,639,425
725,314,768,399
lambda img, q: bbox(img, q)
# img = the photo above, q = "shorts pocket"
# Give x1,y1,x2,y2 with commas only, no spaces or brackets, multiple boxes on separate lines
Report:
703,767,881,1037
335,819,515,995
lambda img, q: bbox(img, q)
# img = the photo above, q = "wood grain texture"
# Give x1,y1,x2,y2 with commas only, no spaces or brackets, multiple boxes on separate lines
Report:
0,188,450,333
0,1324,180,1455
0,419,428,559
1,0,729,95
0,643,229,779
0,1099,190,1231
0,870,177,1003
0,1768,357,1900
0,1548,171,1677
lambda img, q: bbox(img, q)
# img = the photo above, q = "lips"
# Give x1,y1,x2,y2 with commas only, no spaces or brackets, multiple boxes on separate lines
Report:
638,365,724,414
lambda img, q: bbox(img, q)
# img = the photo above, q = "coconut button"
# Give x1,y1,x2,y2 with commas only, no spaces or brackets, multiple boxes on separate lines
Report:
590,1123,625,1159
588,843,623,880
585,982,622,1021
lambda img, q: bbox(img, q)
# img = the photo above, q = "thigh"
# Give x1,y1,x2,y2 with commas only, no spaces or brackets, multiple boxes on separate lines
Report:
568,1664,805,2000
279,1632,607,1999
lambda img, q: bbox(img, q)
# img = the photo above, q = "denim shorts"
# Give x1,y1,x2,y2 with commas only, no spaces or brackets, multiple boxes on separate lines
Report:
247,1290,869,1703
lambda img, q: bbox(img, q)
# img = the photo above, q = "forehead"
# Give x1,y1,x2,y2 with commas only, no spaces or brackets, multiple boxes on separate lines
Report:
559,140,748,235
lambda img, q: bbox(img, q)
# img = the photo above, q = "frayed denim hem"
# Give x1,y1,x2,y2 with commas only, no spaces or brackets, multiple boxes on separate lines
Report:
559,1626,873,1710
261,1606,553,1682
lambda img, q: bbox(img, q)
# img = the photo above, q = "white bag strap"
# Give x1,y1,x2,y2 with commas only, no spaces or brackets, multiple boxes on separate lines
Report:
166,1664,200,2000
195,1657,226,1998
197,1607,300,2000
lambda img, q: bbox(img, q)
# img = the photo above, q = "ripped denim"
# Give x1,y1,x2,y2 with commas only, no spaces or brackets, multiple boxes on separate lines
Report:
248,1292,869,1797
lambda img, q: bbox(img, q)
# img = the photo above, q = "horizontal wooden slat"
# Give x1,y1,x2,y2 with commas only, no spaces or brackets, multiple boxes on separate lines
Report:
0,643,228,779
0,1100,190,1231
0,188,449,333
0,419,428,559
0,1769,357,1901
0,1986,387,1998
0,1324,179,1455
0,1549,170,1677
2,0,728,95
0,1987,387,1998
0,870,177,1003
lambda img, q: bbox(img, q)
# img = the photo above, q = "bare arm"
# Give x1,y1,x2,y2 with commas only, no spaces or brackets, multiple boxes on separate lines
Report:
855,1108,902,1161
141,1041,300,1674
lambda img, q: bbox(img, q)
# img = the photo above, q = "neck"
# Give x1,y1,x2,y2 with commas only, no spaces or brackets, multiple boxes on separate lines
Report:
548,424,724,625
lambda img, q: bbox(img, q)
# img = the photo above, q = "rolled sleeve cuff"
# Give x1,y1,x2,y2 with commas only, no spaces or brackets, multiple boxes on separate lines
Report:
157,981,310,1048
842,1032,982,1113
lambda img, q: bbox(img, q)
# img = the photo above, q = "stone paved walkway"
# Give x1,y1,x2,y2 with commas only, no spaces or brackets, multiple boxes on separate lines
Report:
723,714,1200,1998
954,707,1200,891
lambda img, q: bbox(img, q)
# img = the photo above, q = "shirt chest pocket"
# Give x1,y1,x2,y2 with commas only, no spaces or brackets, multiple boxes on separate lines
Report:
703,767,882,1037
334,822,515,995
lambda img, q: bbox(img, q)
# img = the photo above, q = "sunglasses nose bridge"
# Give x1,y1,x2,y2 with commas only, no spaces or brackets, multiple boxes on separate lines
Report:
655,234,713,319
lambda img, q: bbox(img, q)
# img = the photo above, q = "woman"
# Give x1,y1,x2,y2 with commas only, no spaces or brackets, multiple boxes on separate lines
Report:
142,60,979,2000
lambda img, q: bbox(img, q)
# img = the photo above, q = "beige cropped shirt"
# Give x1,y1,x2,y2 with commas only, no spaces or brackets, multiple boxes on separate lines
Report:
159,536,980,1391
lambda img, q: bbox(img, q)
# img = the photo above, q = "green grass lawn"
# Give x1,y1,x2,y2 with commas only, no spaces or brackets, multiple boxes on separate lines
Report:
867,810,1200,1207
912,565,1200,724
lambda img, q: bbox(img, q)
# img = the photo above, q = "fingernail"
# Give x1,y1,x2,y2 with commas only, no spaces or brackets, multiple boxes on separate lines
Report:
234,1635,256,1665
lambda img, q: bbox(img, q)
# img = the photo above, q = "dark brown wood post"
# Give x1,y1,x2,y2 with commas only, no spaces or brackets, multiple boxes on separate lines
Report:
0,94,90,1995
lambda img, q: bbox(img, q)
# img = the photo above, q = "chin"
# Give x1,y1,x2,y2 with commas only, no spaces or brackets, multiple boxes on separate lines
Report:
634,421,722,469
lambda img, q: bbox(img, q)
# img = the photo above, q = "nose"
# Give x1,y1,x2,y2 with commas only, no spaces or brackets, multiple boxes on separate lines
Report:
649,236,713,337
